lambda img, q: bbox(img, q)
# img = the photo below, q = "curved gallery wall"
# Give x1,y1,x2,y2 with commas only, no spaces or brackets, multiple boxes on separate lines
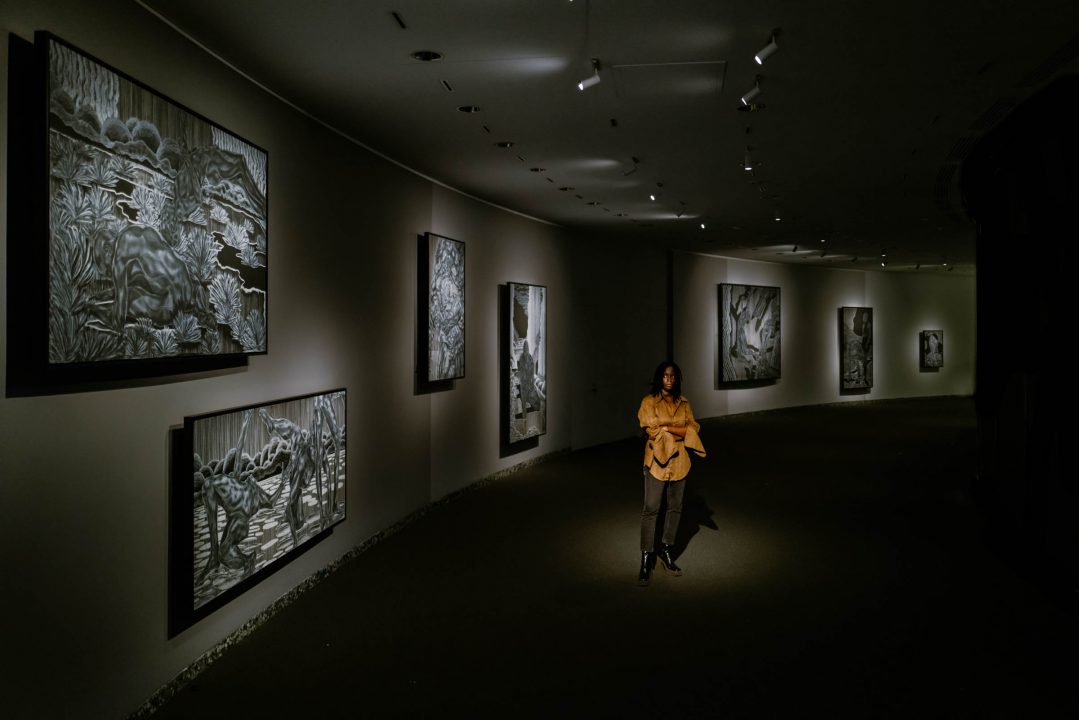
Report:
673,251,975,420
0,1,974,717
0,2,570,717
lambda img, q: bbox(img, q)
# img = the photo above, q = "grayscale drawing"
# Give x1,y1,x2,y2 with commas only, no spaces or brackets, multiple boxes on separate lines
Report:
46,36,267,365
427,233,465,381
841,307,873,389
508,282,547,442
921,330,943,368
720,283,781,381
190,390,345,609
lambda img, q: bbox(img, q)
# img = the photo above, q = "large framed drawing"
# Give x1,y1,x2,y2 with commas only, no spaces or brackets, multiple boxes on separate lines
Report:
920,330,943,369
422,233,465,382
170,389,345,633
719,283,780,381
840,307,873,390
42,33,268,367
507,282,547,443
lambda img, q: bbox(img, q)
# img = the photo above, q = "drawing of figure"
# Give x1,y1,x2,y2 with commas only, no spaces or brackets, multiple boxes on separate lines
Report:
925,332,942,367
258,408,321,544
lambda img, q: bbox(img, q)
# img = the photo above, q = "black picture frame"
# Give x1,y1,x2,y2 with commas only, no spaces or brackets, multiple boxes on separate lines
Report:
169,388,346,635
7,31,269,394
506,281,547,444
839,306,873,391
719,283,781,383
920,329,943,369
417,232,465,386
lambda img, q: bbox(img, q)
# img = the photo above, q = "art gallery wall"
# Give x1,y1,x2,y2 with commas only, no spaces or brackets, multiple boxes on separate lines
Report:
0,1,570,717
673,251,976,420
567,232,668,449
427,186,572,500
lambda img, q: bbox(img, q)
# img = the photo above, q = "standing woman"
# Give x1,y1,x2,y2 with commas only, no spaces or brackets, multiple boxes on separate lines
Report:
637,361,706,586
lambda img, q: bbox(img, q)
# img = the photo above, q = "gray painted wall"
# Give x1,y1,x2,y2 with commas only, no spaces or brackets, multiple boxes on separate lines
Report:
674,252,975,419
0,2,975,718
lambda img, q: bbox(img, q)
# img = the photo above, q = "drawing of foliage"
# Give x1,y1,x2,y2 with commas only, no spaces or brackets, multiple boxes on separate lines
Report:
86,155,118,188
183,231,221,285
209,272,242,331
153,328,179,357
200,327,222,355
122,323,152,359
237,308,266,352
186,205,208,226
255,231,266,254
174,312,202,345
131,185,166,228
54,182,94,230
222,219,250,250
210,204,229,225
238,242,264,269
52,147,91,185
109,155,138,181
48,197,99,360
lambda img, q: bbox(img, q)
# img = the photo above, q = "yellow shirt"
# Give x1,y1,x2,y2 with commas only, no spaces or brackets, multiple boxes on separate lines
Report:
637,394,706,481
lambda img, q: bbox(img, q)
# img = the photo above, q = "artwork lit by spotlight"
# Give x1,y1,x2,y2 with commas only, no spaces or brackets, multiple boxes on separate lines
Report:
181,390,346,620
920,330,943,369
508,282,547,442
720,283,781,381
43,33,268,366
840,307,873,390
424,233,465,381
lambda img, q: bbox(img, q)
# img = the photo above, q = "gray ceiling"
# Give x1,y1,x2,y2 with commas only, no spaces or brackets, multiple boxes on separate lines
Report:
140,0,1079,275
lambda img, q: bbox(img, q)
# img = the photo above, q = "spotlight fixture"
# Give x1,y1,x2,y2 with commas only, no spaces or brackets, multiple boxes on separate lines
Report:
577,58,601,91
744,148,753,171
649,194,656,201
700,223,706,229
773,208,782,222
741,77,762,105
755,36,779,65
793,245,798,253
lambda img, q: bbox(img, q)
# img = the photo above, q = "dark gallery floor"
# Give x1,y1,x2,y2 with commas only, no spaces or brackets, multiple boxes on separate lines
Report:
148,398,1078,718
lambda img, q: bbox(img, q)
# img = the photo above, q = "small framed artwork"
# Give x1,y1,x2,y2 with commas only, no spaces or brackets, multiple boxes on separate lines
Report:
420,233,465,382
170,389,346,633
507,282,547,443
719,283,781,381
9,32,268,391
840,307,873,390
920,330,943,369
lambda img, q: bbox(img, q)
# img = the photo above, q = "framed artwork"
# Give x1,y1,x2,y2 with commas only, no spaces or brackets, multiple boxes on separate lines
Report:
422,233,465,382
507,282,547,443
921,330,943,368
719,283,781,381
840,307,873,390
171,389,345,632
42,32,268,367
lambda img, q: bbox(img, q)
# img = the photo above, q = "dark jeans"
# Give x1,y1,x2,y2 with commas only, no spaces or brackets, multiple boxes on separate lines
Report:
640,466,685,552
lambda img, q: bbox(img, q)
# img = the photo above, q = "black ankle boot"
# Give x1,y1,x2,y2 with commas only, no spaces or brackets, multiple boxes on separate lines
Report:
658,544,682,576
637,551,654,586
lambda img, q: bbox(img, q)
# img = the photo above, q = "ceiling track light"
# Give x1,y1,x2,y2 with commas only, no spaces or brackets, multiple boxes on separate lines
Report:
755,35,779,65
578,58,601,91
744,147,753,171
741,76,762,105
774,208,782,222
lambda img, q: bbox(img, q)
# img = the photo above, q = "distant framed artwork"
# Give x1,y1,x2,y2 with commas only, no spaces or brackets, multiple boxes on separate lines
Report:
920,330,943,369
507,282,547,443
42,32,268,367
170,389,345,633
422,233,465,382
840,307,873,390
719,283,780,381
